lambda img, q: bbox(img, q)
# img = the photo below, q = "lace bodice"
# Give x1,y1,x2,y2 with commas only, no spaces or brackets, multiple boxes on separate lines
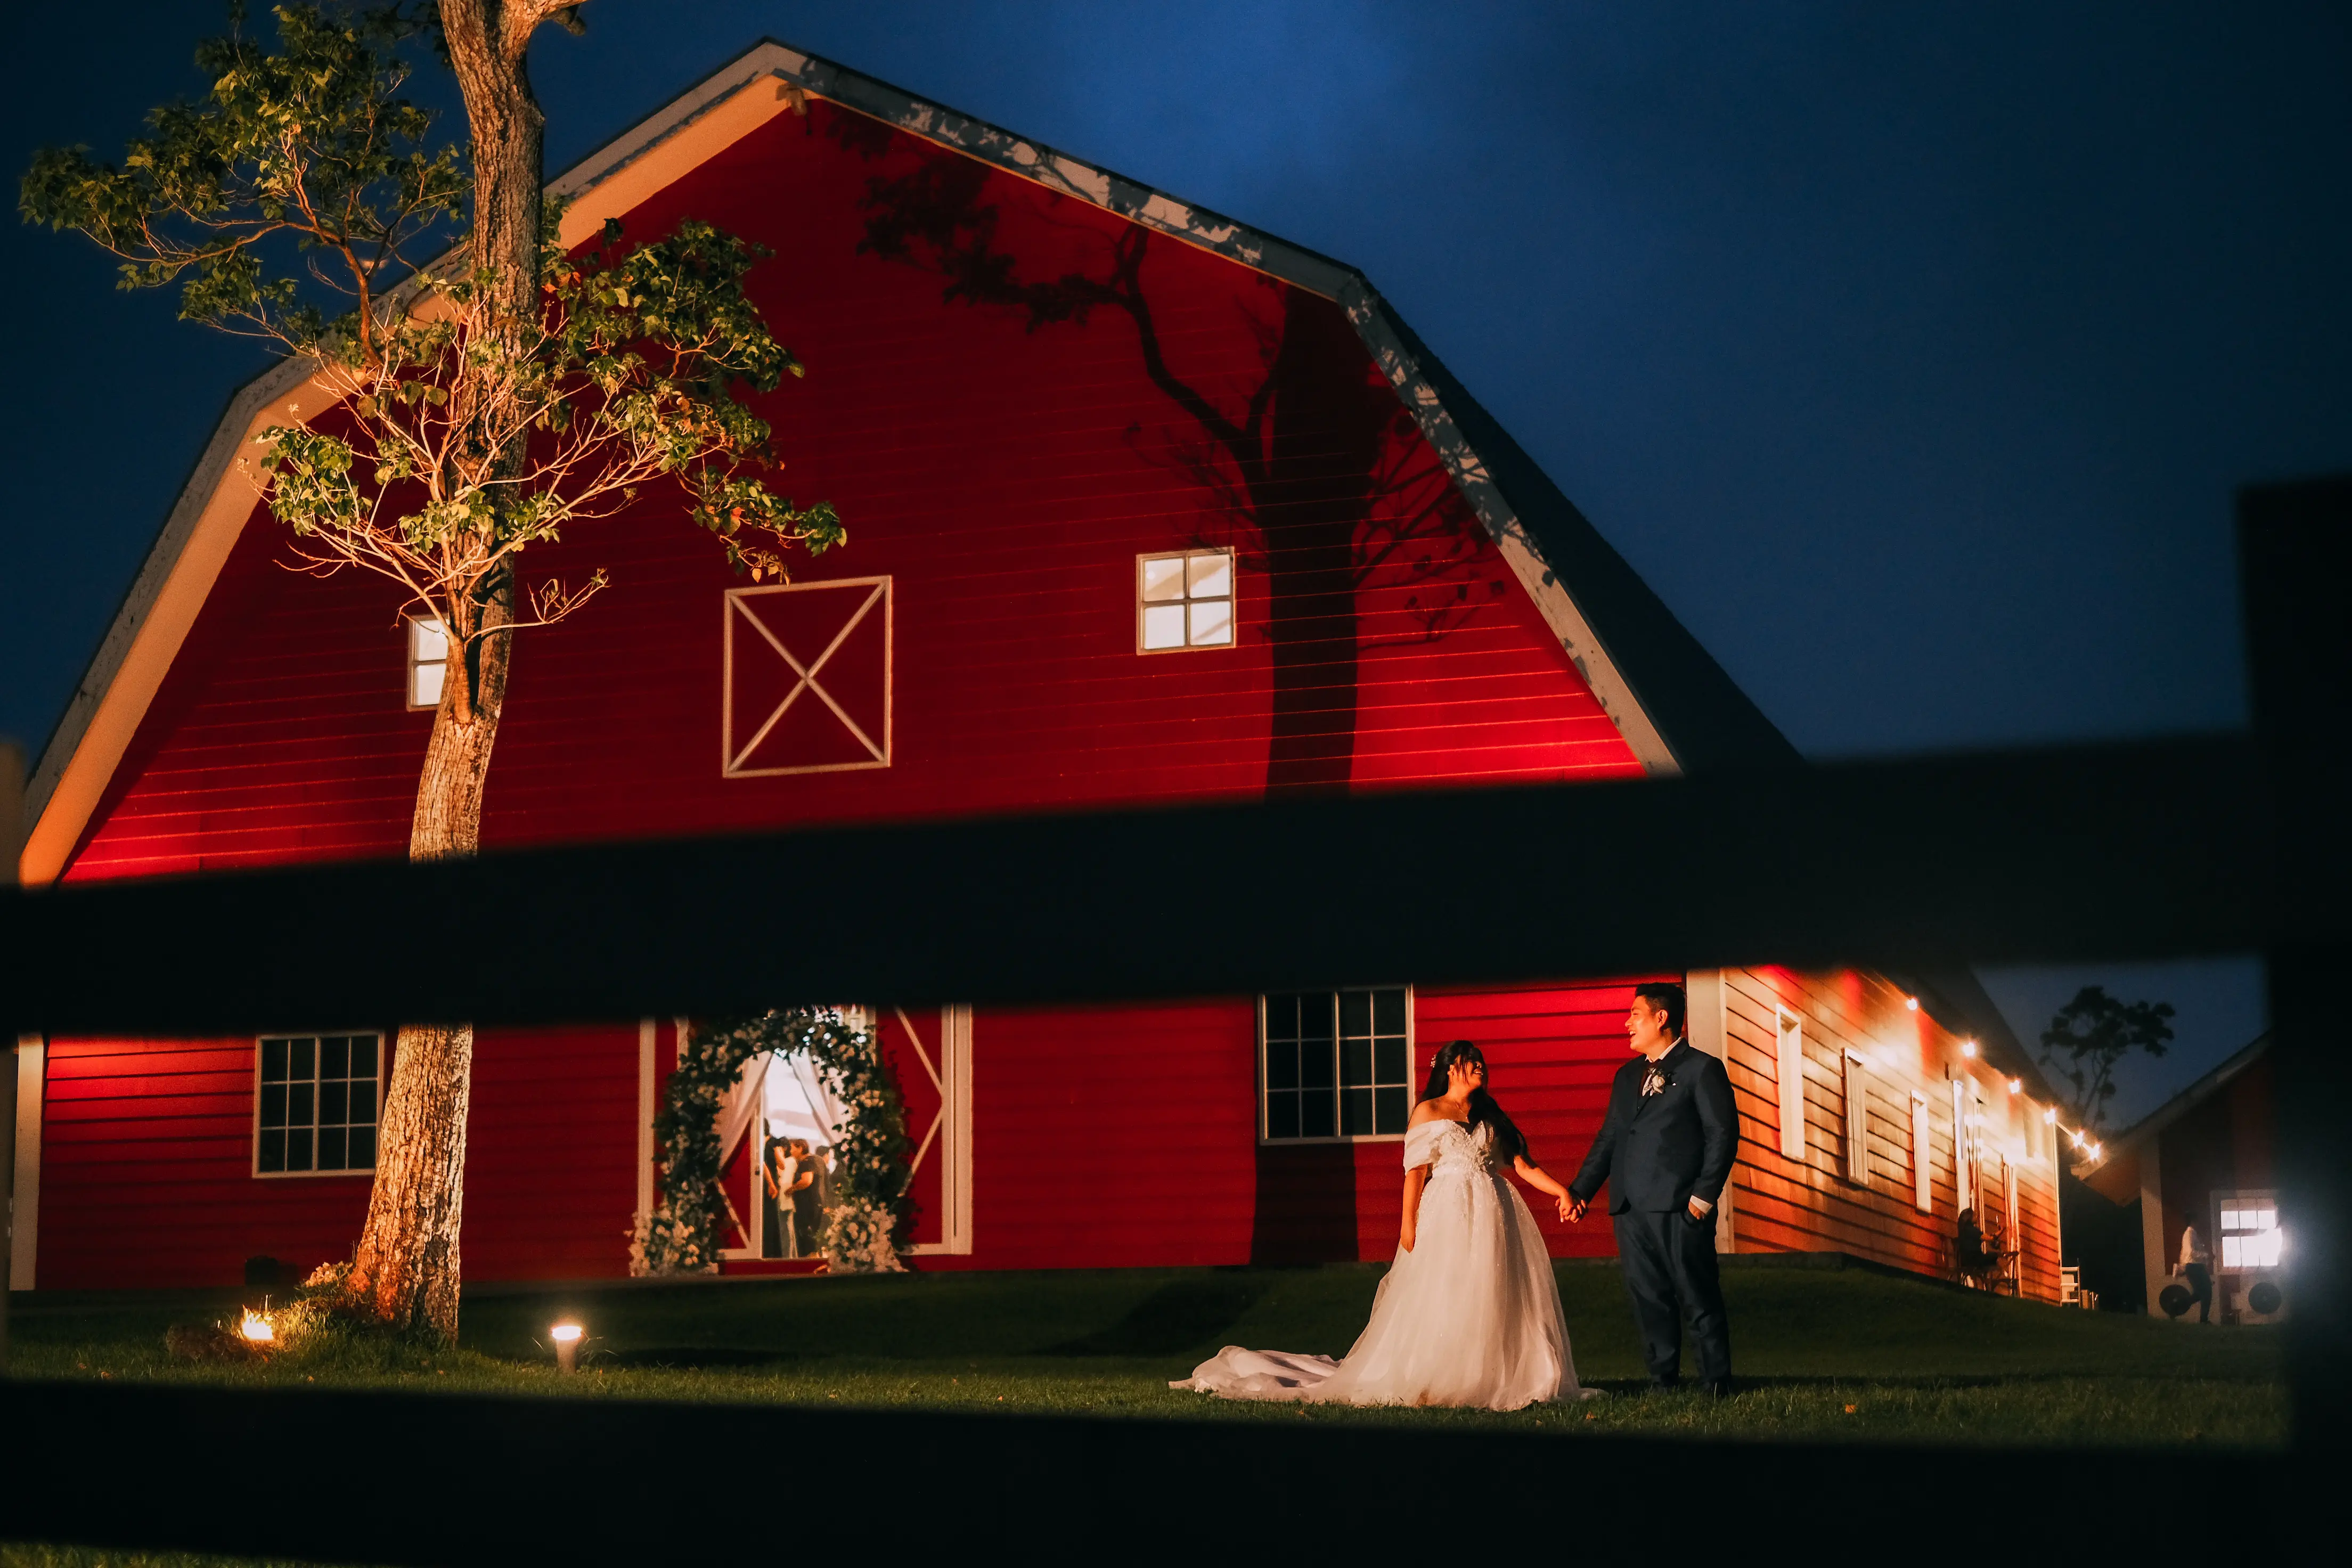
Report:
1406,1116,1497,1179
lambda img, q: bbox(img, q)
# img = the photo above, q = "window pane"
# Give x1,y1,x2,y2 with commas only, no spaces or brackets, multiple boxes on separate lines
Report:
289,1083,314,1130
1141,556,1187,602
1187,552,1231,600
1342,1087,1374,1137
318,1126,348,1171
2257,1232,2281,1267
258,1130,287,1173
1374,1036,1406,1087
259,1083,288,1131
260,1039,289,1083
1187,599,1232,646
348,1125,378,1169
352,1036,378,1079
1341,1036,1372,1090
1373,989,1406,1034
1375,1086,1408,1135
1339,991,1371,1038
1300,1088,1335,1139
412,660,445,707
321,1081,349,1128
2223,1237,2244,1269
1142,603,1186,650
1266,1040,1299,1092
350,1080,377,1125
291,1038,315,1081
322,1036,349,1080
1265,994,1301,1040
1268,1092,1300,1141
411,617,448,662
288,1128,313,1172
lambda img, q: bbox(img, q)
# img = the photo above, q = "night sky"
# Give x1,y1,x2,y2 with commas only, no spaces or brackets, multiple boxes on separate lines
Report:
5,3,2346,1124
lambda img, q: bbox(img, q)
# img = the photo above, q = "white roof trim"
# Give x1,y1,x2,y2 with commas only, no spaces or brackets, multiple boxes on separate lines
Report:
23,37,1680,884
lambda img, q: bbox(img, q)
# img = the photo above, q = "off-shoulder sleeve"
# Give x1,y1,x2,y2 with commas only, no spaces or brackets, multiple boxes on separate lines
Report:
1403,1119,1444,1168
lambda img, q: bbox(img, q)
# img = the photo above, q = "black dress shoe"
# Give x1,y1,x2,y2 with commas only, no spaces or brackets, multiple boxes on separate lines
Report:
1646,1376,1680,1393
1704,1377,1734,1398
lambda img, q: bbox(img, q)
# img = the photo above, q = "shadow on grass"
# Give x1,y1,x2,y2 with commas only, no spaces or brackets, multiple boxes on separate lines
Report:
1042,1272,1273,1356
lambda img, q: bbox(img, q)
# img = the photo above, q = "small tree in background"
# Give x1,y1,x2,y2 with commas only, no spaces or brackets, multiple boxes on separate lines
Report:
2039,986,2175,1133
21,2,840,1340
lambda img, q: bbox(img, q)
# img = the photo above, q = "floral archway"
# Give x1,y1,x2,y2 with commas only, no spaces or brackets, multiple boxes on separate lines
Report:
630,1008,913,1275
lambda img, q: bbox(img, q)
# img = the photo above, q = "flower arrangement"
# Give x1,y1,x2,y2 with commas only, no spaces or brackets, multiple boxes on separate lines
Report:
632,1007,914,1276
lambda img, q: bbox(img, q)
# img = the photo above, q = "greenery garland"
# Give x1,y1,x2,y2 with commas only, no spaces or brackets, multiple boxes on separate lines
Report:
630,1008,913,1276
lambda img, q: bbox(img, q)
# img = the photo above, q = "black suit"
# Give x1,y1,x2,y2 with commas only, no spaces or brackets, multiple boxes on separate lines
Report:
1570,1040,1737,1385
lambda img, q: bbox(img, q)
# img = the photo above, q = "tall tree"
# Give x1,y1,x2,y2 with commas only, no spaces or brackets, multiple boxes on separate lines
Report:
22,3,839,1338
2038,985,2175,1133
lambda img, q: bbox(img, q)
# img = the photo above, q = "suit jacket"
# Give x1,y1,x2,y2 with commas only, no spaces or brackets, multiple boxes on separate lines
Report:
1569,1041,1737,1214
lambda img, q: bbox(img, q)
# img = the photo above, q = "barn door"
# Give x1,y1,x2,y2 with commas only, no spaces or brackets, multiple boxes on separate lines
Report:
875,1006,973,1254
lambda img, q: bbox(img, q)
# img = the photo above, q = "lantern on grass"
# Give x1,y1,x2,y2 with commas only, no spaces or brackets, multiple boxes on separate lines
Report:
550,1321,584,1373
239,1310,275,1346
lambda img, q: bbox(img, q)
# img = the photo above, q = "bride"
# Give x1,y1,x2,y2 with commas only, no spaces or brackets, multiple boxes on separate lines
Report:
1174,1040,1584,1409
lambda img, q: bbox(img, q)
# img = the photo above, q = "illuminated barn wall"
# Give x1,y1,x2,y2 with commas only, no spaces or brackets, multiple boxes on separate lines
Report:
20,68,2061,1302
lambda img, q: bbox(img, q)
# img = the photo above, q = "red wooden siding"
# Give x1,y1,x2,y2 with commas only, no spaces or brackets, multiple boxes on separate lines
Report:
37,1026,640,1289
63,97,1640,888
1717,967,2062,1301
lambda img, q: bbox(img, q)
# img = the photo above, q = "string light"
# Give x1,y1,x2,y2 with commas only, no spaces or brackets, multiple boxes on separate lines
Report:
1960,1040,1977,1059
2044,1108,2057,1124
2006,1078,2021,1093
1905,997,1920,1011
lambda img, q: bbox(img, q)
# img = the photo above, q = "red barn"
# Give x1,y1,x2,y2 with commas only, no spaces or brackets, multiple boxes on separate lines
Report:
8,42,2065,1300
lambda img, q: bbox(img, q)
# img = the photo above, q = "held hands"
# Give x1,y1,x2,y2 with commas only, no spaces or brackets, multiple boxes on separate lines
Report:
1563,1195,1587,1224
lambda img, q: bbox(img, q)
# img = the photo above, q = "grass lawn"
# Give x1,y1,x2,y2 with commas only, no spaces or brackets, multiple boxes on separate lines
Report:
3,1257,2286,1566
5,1253,2282,1456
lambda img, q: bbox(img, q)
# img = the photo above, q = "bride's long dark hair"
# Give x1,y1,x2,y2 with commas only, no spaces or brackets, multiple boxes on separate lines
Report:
1421,1040,1530,1164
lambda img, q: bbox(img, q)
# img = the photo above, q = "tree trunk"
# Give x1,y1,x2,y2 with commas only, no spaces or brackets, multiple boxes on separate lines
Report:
342,2,550,1342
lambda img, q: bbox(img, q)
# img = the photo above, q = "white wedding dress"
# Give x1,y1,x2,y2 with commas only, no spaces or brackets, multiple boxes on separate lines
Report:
1174,1117,1580,1409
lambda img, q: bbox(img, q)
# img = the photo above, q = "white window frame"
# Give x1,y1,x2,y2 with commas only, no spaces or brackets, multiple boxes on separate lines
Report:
1775,1007,1806,1161
406,615,447,710
722,577,894,778
252,1031,384,1179
1259,985,1415,1145
1909,1091,1934,1213
1137,549,1237,654
1951,1076,1977,1215
2215,1189,2281,1273
1841,1050,1869,1185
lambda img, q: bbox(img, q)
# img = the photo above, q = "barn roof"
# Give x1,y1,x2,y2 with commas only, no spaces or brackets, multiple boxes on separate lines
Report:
25,37,1840,902
2073,1032,2270,1176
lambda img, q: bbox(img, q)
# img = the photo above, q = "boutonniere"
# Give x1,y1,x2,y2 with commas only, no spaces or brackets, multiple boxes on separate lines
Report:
1640,1064,1671,1098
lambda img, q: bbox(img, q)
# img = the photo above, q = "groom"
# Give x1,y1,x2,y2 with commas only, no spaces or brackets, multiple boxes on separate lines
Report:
1566,982,1737,1395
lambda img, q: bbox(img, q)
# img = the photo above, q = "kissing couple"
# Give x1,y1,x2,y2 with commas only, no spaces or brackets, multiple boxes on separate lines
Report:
1176,982,1737,1408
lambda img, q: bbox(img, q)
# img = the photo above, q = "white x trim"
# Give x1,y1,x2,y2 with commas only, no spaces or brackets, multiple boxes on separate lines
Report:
722,577,893,778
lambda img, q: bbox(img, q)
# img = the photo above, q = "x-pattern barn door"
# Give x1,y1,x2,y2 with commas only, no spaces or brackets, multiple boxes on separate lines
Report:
723,577,892,777
879,1005,973,1254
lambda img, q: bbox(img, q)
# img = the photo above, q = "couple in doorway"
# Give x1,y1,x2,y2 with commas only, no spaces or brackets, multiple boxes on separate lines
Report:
1178,981,1736,1409
761,1136,834,1259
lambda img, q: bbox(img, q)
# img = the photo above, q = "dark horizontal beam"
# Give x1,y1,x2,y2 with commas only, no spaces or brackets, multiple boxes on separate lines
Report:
0,733,2294,1038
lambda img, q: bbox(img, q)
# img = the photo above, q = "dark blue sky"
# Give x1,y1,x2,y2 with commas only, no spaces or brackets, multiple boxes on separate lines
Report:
6,3,2345,1123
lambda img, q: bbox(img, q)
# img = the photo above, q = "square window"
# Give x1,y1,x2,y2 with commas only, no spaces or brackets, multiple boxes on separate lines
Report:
1262,987,1411,1142
1137,550,1237,654
407,616,447,710
255,1032,383,1178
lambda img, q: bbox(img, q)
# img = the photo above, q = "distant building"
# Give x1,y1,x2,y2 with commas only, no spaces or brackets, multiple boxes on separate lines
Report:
10,40,2067,1298
2078,1036,2282,1322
